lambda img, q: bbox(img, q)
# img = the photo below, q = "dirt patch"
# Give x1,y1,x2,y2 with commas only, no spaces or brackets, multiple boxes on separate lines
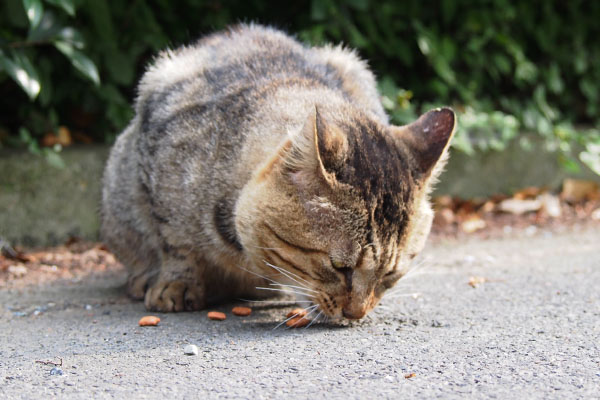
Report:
430,191,600,242
0,239,123,289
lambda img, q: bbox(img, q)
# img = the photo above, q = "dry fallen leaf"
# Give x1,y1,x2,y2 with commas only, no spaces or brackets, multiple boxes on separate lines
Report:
468,276,487,288
461,215,486,233
57,126,72,146
538,193,562,218
433,195,454,209
437,208,455,225
7,264,28,278
404,373,416,379
498,198,542,215
513,186,543,200
561,179,599,203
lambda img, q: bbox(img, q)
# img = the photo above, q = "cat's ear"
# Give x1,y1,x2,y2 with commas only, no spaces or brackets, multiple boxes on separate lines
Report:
393,107,456,180
286,106,347,182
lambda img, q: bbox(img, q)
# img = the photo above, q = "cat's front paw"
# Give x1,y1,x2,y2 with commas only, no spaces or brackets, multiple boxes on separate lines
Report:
144,280,204,312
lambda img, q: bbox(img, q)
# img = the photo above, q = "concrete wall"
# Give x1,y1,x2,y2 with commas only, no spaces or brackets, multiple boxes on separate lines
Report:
1,142,598,246
0,146,109,246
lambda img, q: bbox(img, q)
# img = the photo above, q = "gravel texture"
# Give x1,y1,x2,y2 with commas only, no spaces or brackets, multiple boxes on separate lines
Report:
1,228,599,399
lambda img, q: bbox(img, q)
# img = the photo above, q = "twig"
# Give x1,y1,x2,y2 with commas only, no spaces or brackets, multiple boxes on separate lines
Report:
35,357,62,367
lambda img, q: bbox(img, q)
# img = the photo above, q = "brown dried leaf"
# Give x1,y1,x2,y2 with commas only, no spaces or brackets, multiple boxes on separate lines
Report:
513,186,543,200
461,215,486,233
561,179,599,203
468,276,486,288
498,198,542,215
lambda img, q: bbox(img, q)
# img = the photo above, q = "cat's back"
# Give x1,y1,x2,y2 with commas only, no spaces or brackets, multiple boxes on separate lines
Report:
135,24,386,135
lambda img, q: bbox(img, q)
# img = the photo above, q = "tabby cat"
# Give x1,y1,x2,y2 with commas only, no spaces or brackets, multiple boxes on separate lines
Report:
101,24,455,320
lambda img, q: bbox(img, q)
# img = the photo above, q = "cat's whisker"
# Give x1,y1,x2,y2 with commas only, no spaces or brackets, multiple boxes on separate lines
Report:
234,264,287,287
398,258,431,282
384,291,422,300
237,298,313,304
256,286,316,298
267,282,319,294
304,310,323,329
273,304,319,330
263,260,314,289
264,260,313,287
285,305,320,330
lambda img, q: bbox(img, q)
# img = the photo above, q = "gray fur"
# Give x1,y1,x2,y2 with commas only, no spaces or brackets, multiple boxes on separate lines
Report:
101,24,453,316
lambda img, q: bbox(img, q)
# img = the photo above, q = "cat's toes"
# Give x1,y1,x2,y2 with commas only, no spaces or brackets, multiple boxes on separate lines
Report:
127,270,157,300
144,280,204,312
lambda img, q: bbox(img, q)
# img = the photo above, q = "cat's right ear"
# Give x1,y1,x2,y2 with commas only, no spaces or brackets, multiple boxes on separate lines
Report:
284,106,347,186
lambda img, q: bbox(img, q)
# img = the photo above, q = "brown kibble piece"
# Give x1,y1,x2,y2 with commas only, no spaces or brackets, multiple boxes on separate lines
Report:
286,316,311,328
286,308,308,318
232,306,252,316
138,316,160,326
207,311,226,321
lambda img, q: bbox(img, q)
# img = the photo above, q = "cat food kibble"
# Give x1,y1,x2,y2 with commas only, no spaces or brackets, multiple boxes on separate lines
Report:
286,308,308,318
207,311,226,321
286,316,311,328
138,316,160,326
232,306,252,316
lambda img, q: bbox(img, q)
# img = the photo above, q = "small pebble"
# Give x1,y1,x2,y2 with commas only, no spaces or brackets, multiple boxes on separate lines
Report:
50,367,63,376
184,344,198,356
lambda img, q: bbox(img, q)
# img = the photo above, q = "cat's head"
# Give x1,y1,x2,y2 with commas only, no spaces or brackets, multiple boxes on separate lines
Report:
236,106,455,320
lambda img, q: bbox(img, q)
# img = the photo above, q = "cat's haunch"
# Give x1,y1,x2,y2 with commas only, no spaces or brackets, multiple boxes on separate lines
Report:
101,24,455,322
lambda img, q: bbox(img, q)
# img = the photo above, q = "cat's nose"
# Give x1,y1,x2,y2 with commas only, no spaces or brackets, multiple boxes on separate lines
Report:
342,307,366,320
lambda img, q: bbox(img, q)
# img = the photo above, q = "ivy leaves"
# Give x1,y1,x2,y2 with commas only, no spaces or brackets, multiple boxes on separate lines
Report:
0,0,99,103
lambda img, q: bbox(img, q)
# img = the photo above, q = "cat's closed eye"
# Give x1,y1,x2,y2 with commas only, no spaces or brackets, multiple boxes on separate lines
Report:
330,258,345,270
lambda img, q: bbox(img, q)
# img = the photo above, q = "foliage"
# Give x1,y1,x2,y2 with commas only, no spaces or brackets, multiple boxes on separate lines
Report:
0,0,599,174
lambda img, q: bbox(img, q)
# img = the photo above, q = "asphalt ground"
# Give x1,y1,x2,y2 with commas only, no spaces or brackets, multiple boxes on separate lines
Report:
1,227,599,399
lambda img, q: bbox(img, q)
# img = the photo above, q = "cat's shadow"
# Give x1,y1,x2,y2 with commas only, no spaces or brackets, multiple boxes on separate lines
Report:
201,298,371,333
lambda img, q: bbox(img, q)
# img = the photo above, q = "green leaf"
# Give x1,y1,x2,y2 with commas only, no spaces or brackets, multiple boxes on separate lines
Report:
547,63,564,94
559,155,580,174
345,0,368,11
22,0,43,28
45,0,75,16
53,41,100,85
27,9,61,41
43,148,66,169
56,27,85,49
0,49,41,99
311,0,330,20
580,142,600,176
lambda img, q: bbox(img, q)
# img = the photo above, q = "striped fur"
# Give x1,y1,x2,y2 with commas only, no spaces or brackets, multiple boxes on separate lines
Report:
101,24,454,319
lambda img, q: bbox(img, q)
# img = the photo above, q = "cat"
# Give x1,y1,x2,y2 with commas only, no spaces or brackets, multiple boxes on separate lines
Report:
101,24,455,320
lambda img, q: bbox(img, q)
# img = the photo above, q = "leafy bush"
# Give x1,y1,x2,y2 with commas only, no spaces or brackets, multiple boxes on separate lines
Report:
1,0,599,174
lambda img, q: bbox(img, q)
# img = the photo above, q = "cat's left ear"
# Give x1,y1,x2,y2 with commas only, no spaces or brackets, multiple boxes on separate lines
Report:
392,107,456,180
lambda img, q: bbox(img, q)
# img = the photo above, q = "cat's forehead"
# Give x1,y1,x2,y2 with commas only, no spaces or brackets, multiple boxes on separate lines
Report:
333,118,417,241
